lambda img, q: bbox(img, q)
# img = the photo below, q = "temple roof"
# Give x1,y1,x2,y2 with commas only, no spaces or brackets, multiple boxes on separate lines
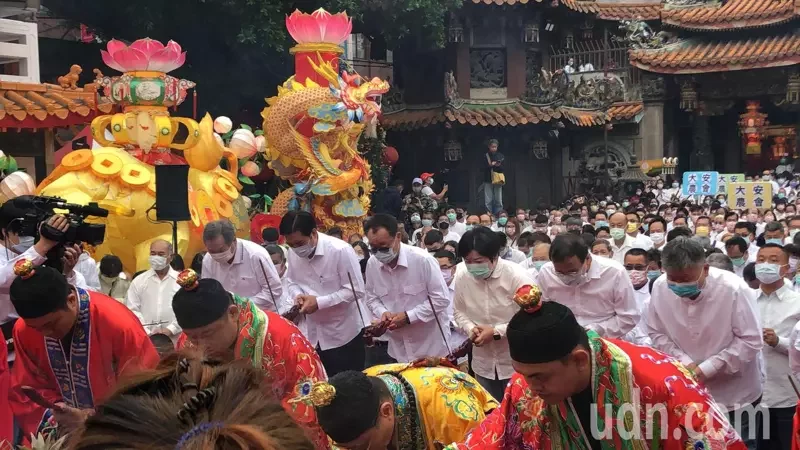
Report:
629,32,800,74
661,0,798,31
560,0,662,20
381,100,643,130
0,80,112,129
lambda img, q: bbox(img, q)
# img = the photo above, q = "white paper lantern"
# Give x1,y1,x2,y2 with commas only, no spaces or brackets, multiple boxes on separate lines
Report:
0,171,35,200
213,116,233,134
229,129,257,158
255,135,267,153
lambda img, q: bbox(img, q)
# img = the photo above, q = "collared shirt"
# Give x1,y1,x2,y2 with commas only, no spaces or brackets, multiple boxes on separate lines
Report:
453,259,535,380
0,244,48,325
623,282,652,346
789,322,800,380
285,232,365,351
451,221,467,236
757,283,800,408
537,255,639,339
443,231,462,243
364,244,452,362
501,248,527,265
646,267,763,410
75,252,101,291
608,235,637,264
125,268,181,335
202,239,283,313
631,233,654,250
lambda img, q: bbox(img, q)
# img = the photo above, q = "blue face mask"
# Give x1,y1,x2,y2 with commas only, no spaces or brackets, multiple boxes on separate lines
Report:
596,220,609,228
766,238,784,246
731,257,746,267
466,262,493,279
465,224,474,231
422,219,433,227
667,280,702,298
647,270,661,281
498,217,508,226
533,260,547,271
642,223,649,233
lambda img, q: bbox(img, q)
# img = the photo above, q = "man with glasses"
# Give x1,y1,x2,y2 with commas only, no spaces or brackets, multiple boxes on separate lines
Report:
622,248,652,346
734,221,759,263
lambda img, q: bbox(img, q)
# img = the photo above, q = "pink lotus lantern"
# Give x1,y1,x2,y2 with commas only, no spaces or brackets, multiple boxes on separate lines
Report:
101,38,187,74
285,8,352,86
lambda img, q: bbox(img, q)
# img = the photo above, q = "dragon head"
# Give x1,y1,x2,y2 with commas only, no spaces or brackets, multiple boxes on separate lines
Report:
335,75,390,122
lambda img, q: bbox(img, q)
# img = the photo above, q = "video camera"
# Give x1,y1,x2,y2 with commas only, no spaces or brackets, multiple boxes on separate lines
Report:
5,195,108,246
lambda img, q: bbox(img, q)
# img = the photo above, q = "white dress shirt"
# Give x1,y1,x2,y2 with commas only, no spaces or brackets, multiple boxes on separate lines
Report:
75,252,101,291
631,233,654,251
623,282,652,346
365,244,452,362
501,247,528,265
202,239,283,313
453,259,535,380
789,321,800,381
285,232,365,351
0,244,49,325
757,283,800,408
443,231,462,243
125,267,181,335
608,235,637,264
536,255,640,339
450,221,467,236
646,267,763,410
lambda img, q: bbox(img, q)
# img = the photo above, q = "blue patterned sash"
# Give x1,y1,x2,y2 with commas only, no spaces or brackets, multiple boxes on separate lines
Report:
44,288,94,409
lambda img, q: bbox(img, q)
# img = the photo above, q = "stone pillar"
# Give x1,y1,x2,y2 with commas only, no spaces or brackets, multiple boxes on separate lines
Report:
640,102,664,161
692,114,712,170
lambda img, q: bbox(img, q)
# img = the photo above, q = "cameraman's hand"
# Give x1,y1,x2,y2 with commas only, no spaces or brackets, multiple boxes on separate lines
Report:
62,243,81,277
34,215,68,255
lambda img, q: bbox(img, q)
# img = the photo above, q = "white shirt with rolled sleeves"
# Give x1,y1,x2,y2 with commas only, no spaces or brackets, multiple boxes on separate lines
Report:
623,282,652,346
646,267,763,410
757,283,800,408
285,232,365,351
536,255,640,339
364,244,452,362
75,251,101,291
608,235,637,265
453,259,535,381
125,267,182,335
201,239,283,313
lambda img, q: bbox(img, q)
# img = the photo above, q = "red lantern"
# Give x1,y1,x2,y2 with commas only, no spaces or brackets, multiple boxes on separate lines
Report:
250,164,275,183
382,146,399,166
250,213,283,243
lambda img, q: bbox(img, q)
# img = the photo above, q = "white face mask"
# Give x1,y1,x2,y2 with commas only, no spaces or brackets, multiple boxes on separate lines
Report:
292,241,316,258
441,268,453,284
11,235,34,254
149,255,169,271
210,246,235,263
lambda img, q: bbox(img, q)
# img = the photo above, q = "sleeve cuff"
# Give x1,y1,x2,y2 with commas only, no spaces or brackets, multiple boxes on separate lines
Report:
494,323,508,337
460,321,477,336
775,335,790,355
407,310,419,324
167,323,181,336
698,359,719,379
316,294,332,310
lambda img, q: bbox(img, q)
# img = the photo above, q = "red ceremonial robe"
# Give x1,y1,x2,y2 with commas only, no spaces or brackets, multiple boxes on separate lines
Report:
0,340,11,450
447,334,746,450
9,289,159,440
177,293,330,450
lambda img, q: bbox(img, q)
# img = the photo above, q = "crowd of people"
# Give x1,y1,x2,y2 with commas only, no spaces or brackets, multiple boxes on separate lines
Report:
2,165,800,449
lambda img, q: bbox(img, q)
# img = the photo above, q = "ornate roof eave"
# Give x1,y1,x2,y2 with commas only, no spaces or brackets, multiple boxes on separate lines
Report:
660,0,799,31
628,33,800,75
560,0,662,20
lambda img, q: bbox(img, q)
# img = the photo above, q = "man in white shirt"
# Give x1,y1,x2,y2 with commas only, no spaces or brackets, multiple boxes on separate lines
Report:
201,219,283,313
281,211,365,375
125,239,181,336
265,244,291,315
436,213,461,242
647,216,668,251
446,207,466,236
434,249,469,359
646,237,762,449
625,211,653,250
734,221,759,263
74,249,101,291
726,237,750,278
537,233,639,338
364,214,452,363
607,212,637,264
497,231,527,264
754,243,800,450
453,226,534,400
622,248,652,346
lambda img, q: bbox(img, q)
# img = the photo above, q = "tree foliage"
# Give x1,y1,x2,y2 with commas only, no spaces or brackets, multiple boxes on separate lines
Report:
43,0,460,118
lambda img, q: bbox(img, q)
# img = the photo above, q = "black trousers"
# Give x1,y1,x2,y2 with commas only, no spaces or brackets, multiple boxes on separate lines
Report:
757,406,794,450
364,340,396,368
318,331,365,376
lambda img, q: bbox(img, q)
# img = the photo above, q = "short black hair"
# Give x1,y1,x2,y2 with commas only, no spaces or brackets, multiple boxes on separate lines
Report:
760,242,787,254
364,213,399,236
648,216,667,231
734,221,756,235
424,229,444,246
595,226,610,235
327,226,344,239
99,254,123,277
550,233,589,263
191,251,206,276
261,227,280,243
529,232,551,246
11,266,70,319
517,232,535,248
458,227,503,260
279,211,317,236
316,372,390,443
434,250,456,264
170,254,185,271
742,262,757,282
725,236,748,254
580,232,595,248
667,227,691,242
724,211,739,221
646,248,661,267
534,215,548,225
265,244,285,262
591,239,611,252
495,231,509,246
625,248,648,261
765,221,783,233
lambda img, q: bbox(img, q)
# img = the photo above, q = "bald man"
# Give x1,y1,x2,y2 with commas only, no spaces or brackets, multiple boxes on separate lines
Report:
479,214,492,227
125,239,182,336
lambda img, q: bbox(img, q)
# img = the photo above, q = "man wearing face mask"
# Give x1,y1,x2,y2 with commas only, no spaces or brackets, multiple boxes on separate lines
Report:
202,219,283,315
536,233,639,339
754,243,800,450
493,210,509,232
435,249,469,364
453,226,534,400
125,239,181,337
364,214,452,363
401,178,436,228
621,248,652,346
725,237,751,278
266,244,293,317
280,211,366,376
606,212,637,264
647,237,762,448
447,207,466,235
647,216,668,251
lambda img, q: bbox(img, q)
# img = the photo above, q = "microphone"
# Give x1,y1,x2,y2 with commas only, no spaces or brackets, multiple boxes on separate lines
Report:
9,196,109,218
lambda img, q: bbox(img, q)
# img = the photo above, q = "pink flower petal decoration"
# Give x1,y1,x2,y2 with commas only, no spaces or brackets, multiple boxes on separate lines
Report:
106,39,127,55
101,50,126,72
148,46,181,72
287,8,351,44
165,40,183,55
113,47,149,71
130,38,165,59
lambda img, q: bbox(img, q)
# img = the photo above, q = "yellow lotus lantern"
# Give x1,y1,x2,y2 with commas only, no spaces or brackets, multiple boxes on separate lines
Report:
36,38,248,272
